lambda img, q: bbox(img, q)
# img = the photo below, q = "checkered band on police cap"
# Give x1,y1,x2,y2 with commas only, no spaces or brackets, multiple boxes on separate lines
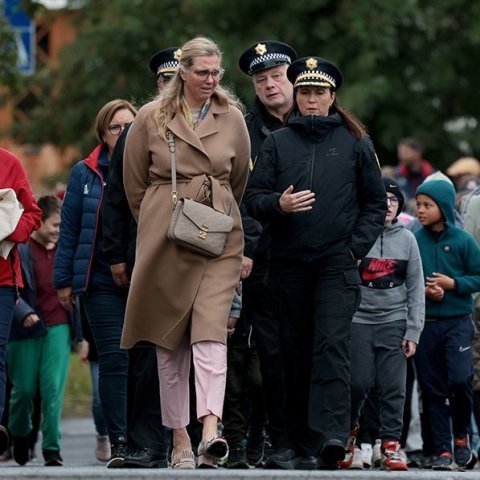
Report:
239,40,297,76
149,47,181,77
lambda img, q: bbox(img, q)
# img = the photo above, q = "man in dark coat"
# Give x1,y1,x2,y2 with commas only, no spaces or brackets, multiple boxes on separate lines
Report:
235,40,298,470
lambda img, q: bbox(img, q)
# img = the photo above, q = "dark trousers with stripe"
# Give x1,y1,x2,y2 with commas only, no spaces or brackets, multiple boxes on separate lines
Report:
415,316,474,454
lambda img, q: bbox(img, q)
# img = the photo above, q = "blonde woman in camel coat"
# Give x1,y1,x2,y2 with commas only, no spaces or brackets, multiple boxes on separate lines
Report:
122,36,250,469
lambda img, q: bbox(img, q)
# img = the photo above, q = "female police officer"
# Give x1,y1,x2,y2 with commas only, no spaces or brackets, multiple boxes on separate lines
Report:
244,56,386,469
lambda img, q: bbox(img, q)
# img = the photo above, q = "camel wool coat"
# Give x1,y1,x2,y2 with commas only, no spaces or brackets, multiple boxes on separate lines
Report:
121,92,251,350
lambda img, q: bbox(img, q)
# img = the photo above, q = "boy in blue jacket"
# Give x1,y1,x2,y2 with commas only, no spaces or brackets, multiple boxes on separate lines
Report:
414,179,480,471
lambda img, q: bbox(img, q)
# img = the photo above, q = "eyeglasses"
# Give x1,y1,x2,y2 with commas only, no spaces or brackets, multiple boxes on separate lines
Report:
192,68,225,80
387,195,399,206
107,124,127,136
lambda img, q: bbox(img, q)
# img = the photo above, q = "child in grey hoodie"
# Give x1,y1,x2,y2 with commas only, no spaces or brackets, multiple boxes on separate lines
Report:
343,177,425,471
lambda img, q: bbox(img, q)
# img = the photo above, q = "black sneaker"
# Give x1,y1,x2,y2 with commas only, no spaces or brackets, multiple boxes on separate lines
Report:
296,456,318,470
454,436,473,470
123,447,168,468
264,447,296,469
43,449,63,466
12,436,29,465
226,445,249,469
431,451,453,471
246,435,264,467
107,440,130,469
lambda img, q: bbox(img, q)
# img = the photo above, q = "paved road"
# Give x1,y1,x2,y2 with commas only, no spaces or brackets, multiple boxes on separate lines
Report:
0,417,479,478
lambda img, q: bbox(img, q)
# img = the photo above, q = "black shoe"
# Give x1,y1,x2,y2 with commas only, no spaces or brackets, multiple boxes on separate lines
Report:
321,439,345,464
406,449,424,468
264,447,296,470
296,456,317,470
466,451,477,470
12,436,29,465
419,453,436,469
431,452,453,471
454,436,473,470
317,455,339,470
246,436,264,466
226,445,249,469
123,447,167,468
0,426,9,454
43,449,63,466
107,439,130,469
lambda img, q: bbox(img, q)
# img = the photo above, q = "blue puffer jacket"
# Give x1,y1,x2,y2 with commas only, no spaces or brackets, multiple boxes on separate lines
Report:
54,145,111,293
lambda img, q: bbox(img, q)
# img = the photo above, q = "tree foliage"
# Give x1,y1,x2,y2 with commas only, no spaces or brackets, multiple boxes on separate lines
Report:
0,11,22,93
13,0,480,168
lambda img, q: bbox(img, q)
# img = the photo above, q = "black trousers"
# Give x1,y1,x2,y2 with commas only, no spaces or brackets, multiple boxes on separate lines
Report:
128,346,168,454
267,254,360,457
222,334,265,447
243,263,289,450
415,316,474,454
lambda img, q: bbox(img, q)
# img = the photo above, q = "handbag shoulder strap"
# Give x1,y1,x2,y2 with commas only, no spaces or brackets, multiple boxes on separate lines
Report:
167,132,177,204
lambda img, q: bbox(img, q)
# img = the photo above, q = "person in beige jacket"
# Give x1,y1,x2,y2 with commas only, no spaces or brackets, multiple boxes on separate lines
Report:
122,36,250,469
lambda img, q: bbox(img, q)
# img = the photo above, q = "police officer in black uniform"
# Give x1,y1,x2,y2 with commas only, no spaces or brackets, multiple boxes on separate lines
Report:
245,55,386,469
102,47,180,468
238,40,297,470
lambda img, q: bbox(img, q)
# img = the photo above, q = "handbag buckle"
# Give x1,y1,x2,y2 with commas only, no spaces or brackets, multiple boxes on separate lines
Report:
198,225,209,239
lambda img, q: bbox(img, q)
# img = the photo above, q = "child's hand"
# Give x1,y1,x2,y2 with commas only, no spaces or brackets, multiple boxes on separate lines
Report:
426,272,455,291
57,286,75,311
425,284,444,301
23,313,40,327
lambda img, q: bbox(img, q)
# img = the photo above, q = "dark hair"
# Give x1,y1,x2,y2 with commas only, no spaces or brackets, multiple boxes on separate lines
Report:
331,100,366,140
37,195,61,222
398,137,424,153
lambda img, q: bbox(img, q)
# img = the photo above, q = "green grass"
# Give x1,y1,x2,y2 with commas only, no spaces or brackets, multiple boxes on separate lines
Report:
63,352,92,418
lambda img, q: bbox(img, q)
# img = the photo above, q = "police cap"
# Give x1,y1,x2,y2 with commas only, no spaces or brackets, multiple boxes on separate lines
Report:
239,40,297,76
287,56,343,90
148,47,181,77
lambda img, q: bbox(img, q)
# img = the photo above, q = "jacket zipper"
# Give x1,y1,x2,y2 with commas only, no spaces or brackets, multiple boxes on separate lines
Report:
434,238,440,318
305,142,316,249
84,164,105,291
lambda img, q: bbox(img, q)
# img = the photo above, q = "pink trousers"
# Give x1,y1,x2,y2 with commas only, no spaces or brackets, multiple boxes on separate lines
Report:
156,336,227,429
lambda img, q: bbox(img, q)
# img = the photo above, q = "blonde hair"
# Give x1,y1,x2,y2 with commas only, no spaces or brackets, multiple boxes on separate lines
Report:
154,36,243,138
94,99,137,144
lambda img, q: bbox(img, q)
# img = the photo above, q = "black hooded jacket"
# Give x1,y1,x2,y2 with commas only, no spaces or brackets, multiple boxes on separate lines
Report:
244,112,386,262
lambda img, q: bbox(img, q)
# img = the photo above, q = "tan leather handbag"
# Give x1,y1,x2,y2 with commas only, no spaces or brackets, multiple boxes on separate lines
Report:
166,133,233,257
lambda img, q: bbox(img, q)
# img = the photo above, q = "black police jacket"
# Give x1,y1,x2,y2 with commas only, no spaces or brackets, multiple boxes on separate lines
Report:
244,112,387,262
102,124,137,275
242,97,285,261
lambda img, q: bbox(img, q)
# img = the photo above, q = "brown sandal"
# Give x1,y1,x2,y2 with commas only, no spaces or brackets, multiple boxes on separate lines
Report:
198,436,229,459
171,448,196,469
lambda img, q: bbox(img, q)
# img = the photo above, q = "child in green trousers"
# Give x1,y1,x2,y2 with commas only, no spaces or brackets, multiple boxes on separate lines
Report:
7,196,82,466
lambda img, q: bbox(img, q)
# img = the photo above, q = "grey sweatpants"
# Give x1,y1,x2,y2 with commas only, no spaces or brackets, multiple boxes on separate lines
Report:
350,320,407,441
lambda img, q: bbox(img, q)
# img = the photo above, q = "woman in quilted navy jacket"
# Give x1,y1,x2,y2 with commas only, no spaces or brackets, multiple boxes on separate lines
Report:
53,99,136,468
